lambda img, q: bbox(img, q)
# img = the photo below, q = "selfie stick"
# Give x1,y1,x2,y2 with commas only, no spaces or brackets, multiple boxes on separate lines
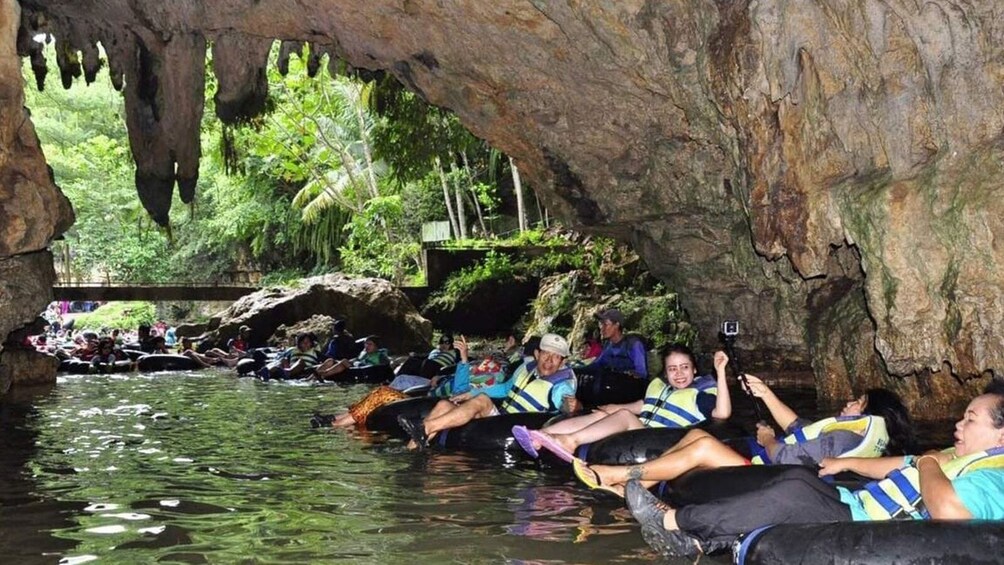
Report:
722,330,767,423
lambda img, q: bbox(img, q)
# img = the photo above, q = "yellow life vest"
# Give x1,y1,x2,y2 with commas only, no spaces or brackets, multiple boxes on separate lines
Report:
500,365,575,414
639,376,717,429
857,446,1004,520
750,415,888,465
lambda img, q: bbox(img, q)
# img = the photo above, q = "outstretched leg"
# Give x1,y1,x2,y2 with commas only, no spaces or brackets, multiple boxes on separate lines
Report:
541,409,646,454
424,395,497,436
540,410,609,434
586,430,747,488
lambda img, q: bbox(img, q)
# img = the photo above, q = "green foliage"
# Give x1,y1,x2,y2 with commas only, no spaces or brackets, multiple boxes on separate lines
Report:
75,302,157,331
618,288,696,350
370,79,478,183
426,238,586,313
425,251,518,312
338,195,422,283
22,40,528,293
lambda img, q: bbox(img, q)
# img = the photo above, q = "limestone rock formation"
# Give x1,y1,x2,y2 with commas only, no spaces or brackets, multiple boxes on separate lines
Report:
10,0,1004,411
0,347,59,393
269,314,337,348
209,274,432,354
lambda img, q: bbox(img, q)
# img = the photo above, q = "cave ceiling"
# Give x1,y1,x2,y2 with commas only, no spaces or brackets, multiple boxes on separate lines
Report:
10,1,1004,407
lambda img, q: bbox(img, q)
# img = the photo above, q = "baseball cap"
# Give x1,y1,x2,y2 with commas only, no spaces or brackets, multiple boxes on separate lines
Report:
539,333,570,357
595,308,625,325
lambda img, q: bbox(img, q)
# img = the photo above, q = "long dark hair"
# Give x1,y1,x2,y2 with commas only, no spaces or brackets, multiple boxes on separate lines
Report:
862,388,916,456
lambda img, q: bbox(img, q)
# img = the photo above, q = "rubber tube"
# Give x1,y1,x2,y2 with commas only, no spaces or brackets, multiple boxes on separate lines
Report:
366,396,441,438
436,411,556,451
735,521,1004,565
581,421,749,465
136,354,201,372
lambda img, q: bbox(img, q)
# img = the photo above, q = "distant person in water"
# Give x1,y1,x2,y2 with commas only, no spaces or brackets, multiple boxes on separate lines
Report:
260,332,321,380
312,335,390,381
204,325,254,368
576,308,647,378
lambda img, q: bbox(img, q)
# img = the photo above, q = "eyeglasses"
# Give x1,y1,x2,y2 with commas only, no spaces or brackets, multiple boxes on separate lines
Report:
665,363,692,374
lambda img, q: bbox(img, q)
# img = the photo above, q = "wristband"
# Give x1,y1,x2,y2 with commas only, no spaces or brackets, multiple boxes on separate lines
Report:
914,454,941,468
902,455,915,467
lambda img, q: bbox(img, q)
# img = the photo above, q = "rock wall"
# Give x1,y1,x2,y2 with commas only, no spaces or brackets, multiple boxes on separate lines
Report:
209,274,433,354
0,0,72,392
11,0,1004,412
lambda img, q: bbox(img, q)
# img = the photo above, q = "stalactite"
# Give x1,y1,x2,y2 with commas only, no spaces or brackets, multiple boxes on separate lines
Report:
211,33,273,124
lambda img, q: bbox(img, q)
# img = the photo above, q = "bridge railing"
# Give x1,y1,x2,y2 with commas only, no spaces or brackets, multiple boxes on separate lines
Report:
52,281,260,288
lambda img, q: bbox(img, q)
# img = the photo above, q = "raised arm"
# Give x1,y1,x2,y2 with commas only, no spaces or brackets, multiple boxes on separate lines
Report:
744,374,798,429
710,350,731,419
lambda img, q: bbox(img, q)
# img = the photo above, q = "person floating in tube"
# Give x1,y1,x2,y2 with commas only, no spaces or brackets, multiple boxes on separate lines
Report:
397,333,575,450
623,382,1004,558
513,344,732,464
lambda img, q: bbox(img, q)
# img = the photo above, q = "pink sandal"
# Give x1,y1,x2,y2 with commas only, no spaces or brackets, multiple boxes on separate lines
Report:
511,425,539,458
529,430,574,463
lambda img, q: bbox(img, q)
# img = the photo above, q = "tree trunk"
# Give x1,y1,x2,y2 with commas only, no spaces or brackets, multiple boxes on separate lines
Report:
510,157,527,233
462,151,488,236
451,162,468,239
534,188,544,228
436,157,460,239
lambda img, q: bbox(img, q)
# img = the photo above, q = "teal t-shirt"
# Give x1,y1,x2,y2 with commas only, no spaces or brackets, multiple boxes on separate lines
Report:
838,469,1004,521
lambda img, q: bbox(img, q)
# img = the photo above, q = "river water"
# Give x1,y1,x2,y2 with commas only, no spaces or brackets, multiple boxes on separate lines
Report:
0,372,937,564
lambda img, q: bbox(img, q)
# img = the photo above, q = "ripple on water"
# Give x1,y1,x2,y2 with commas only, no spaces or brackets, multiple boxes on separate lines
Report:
4,372,748,564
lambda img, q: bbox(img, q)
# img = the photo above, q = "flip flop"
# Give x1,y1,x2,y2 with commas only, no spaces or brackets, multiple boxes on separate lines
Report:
529,430,574,463
511,425,539,459
572,457,623,497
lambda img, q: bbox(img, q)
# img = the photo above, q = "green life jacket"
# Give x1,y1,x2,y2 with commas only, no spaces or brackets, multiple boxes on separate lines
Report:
856,446,1004,520
750,415,888,465
499,365,575,414
639,375,717,429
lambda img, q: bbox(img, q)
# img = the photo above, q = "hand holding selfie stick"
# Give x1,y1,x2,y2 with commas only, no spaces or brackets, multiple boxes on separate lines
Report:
721,322,767,424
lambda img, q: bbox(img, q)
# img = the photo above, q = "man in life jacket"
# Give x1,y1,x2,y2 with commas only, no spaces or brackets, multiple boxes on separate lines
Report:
398,333,576,450
576,308,648,378
624,383,1004,558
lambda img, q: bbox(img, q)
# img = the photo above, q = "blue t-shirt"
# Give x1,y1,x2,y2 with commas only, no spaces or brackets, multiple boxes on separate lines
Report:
838,469,1004,521
593,337,647,377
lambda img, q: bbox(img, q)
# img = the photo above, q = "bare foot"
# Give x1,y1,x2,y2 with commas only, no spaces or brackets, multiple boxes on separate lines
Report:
590,463,628,487
331,414,356,428
552,433,578,455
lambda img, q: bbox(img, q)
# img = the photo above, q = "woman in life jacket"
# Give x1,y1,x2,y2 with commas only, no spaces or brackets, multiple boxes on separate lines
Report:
514,344,731,462
624,382,1004,559
574,377,913,496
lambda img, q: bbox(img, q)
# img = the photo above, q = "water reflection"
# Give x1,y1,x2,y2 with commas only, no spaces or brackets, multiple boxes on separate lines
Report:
1,372,869,564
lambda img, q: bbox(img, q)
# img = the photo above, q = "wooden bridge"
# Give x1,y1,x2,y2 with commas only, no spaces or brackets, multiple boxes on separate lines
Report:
52,282,260,302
